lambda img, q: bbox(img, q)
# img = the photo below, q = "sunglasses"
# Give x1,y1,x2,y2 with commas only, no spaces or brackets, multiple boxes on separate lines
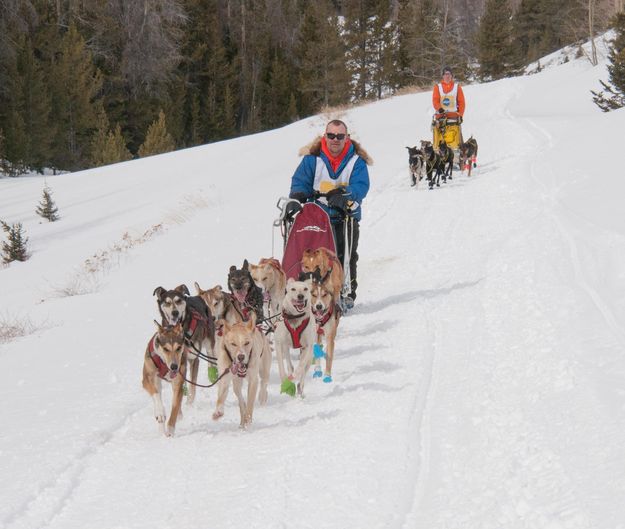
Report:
326,132,346,140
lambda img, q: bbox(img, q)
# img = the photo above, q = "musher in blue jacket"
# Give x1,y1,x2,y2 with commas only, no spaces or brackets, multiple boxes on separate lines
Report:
287,119,371,308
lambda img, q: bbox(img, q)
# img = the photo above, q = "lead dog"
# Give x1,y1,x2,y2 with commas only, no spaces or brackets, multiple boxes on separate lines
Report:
153,284,215,405
249,258,287,322
406,146,425,187
142,321,186,437
273,278,316,397
300,247,343,301
212,314,271,428
310,280,341,383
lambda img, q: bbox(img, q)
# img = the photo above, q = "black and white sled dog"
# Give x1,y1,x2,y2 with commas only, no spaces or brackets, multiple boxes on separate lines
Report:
406,146,425,187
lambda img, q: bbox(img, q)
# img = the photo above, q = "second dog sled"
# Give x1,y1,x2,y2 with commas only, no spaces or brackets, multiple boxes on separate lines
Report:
432,111,463,164
273,194,355,313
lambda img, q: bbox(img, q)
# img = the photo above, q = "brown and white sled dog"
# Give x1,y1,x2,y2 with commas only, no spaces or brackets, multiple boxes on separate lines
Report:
300,247,344,301
249,258,287,322
153,284,215,405
273,278,316,397
212,314,271,428
310,280,341,383
142,321,187,437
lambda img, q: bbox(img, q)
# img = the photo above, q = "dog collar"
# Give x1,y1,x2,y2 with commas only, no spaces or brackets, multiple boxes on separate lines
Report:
223,344,250,378
282,311,310,349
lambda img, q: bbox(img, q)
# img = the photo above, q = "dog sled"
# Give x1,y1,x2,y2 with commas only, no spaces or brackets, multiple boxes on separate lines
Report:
273,194,355,313
432,111,463,165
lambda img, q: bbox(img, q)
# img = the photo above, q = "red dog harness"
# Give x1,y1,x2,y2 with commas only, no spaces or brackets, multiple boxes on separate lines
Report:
282,311,310,349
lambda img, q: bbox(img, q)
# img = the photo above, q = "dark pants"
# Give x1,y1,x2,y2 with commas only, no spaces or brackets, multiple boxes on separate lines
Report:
332,218,360,300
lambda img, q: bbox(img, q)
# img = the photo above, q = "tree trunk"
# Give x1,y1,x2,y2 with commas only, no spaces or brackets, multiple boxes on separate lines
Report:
589,0,598,66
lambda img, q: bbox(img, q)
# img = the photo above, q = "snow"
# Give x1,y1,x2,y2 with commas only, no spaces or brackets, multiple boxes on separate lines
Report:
2,41,625,529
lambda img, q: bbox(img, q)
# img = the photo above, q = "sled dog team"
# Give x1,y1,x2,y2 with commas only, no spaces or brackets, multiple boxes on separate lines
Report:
142,250,342,436
406,136,479,189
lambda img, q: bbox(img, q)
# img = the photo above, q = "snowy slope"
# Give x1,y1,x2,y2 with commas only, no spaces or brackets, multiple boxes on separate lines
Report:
1,40,625,529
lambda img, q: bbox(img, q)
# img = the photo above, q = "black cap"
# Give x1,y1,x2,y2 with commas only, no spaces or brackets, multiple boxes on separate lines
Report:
442,66,453,75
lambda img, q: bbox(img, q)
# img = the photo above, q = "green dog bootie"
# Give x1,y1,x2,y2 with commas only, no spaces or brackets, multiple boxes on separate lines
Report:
208,366,218,384
280,377,296,397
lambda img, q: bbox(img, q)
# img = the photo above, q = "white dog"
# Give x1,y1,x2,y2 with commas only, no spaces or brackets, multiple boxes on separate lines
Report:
273,278,316,397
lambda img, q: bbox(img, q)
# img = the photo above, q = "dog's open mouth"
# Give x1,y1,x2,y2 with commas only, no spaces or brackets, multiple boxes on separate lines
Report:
233,289,247,304
168,369,179,380
263,291,271,302
291,298,307,312
230,362,248,377
313,307,326,319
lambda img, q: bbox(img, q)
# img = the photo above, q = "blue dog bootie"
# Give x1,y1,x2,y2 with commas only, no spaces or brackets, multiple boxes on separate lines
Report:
313,343,326,359
323,374,333,383
313,366,323,379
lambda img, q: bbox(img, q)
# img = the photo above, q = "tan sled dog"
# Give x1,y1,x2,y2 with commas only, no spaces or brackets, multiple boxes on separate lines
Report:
212,314,271,428
301,247,343,301
311,281,341,383
142,321,187,437
273,278,316,397
249,258,287,321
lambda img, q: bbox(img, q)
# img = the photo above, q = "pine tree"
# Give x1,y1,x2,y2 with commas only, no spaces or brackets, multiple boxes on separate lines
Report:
478,0,517,80
48,24,104,171
1,221,30,263
17,37,54,173
295,1,350,114
138,110,175,157
592,12,625,111
36,184,59,222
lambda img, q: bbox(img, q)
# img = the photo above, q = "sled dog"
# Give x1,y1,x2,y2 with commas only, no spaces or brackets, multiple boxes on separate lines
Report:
423,143,443,189
438,140,454,182
227,259,265,323
406,146,425,187
459,136,479,176
300,247,343,301
212,314,271,428
311,280,341,382
142,321,187,437
273,278,316,397
153,284,215,405
249,258,287,321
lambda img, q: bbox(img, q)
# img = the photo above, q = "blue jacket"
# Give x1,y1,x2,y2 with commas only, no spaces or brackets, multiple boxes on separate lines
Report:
289,138,371,222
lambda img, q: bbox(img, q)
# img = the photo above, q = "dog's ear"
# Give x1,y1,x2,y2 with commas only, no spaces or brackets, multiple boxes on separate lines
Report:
153,287,165,299
242,259,249,271
173,322,184,335
287,277,295,285
246,313,256,329
229,265,236,273
194,281,203,295
175,284,189,296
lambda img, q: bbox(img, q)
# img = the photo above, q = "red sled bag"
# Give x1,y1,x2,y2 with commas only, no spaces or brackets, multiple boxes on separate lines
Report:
281,203,337,279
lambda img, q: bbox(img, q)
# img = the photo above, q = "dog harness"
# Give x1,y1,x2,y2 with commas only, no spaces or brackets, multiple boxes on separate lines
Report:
148,336,178,380
282,311,311,349
184,307,208,339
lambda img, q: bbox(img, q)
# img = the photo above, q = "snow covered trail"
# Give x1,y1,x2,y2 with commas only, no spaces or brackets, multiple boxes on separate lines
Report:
3,44,625,529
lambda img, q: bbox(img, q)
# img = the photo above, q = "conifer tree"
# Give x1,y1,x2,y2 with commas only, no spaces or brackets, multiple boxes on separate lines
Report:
478,0,517,80
1,221,30,263
592,12,625,111
17,37,54,173
295,1,350,114
48,24,104,171
36,184,59,222
138,110,175,157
